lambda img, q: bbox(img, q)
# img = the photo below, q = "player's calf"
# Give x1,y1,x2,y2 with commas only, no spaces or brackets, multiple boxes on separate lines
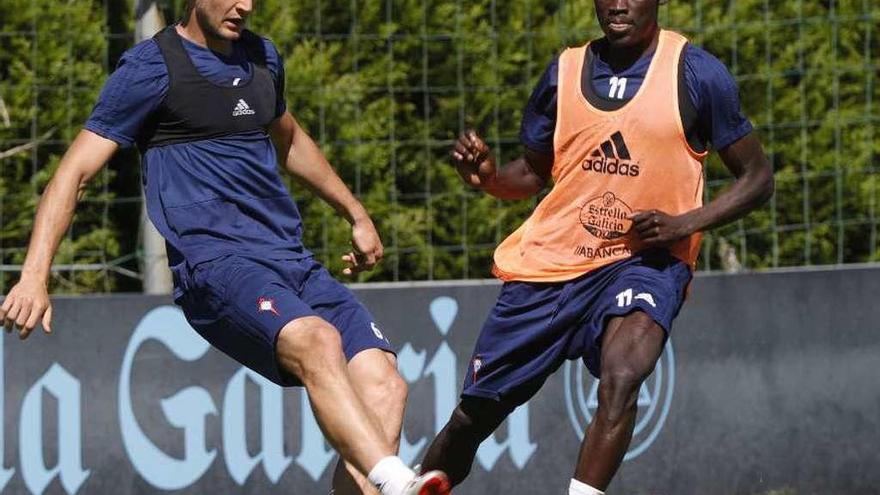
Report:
572,366,649,493
421,397,515,486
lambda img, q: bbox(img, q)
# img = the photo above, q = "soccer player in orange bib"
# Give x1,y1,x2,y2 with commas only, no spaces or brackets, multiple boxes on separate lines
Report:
419,0,774,493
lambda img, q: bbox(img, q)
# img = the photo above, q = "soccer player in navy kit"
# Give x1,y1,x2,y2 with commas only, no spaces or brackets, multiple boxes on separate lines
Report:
420,1,774,494
0,1,450,494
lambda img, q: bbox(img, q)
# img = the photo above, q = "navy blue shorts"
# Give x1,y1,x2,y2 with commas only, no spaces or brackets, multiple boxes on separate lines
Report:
463,249,691,403
176,255,394,386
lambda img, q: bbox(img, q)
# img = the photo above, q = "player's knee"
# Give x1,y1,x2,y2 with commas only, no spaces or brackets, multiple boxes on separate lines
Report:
597,362,650,422
284,317,343,353
448,399,511,443
277,317,344,378
603,360,652,391
447,406,477,436
362,365,408,417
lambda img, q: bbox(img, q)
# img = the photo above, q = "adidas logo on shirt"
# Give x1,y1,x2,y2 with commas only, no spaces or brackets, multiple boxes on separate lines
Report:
580,131,640,177
232,99,256,117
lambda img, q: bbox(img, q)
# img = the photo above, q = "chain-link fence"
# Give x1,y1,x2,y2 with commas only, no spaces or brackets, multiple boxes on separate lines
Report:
0,0,877,292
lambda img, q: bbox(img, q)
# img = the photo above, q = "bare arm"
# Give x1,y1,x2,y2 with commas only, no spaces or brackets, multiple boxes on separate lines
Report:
1,130,118,338
632,133,775,246
269,112,382,276
450,129,552,200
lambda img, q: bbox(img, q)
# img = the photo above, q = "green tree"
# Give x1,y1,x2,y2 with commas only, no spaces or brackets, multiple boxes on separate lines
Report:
1,1,877,292
0,0,122,293
245,0,877,277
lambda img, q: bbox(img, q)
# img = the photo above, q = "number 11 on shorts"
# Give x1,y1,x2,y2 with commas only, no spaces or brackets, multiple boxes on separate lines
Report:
616,288,657,308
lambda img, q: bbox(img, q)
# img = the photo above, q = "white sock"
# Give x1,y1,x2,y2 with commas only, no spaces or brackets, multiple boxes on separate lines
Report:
368,456,416,495
569,478,604,495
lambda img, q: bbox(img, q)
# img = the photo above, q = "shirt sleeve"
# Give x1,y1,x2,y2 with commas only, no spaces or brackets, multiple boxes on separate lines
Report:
84,40,168,148
262,38,287,118
519,55,559,154
684,45,753,150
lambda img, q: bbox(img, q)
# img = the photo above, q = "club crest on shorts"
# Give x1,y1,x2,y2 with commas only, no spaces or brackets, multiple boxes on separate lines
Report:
563,340,675,461
472,356,483,382
257,297,280,316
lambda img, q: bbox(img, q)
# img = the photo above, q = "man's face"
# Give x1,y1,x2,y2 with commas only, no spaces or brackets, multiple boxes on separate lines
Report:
192,0,254,41
593,0,660,48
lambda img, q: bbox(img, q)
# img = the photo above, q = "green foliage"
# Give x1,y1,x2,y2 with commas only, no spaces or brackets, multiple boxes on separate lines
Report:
247,1,878,278
668,1,880,268
0,1,877,291
247,1,582,280
0,0,113,292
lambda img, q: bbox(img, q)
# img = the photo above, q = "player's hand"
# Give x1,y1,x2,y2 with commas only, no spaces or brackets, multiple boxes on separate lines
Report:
630,209,694,248
450,129,497,189
342,218,384,277
0,277,53,340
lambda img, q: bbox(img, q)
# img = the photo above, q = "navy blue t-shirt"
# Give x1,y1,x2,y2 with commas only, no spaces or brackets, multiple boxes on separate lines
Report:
86,32,310,296
520,43,753,154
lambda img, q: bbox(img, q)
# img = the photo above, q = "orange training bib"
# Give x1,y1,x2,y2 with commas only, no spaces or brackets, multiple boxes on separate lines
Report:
493,30,707,282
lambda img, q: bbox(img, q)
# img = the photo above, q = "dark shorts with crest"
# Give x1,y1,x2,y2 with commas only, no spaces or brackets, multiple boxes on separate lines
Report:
175,255,394,386
462,249,691,403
